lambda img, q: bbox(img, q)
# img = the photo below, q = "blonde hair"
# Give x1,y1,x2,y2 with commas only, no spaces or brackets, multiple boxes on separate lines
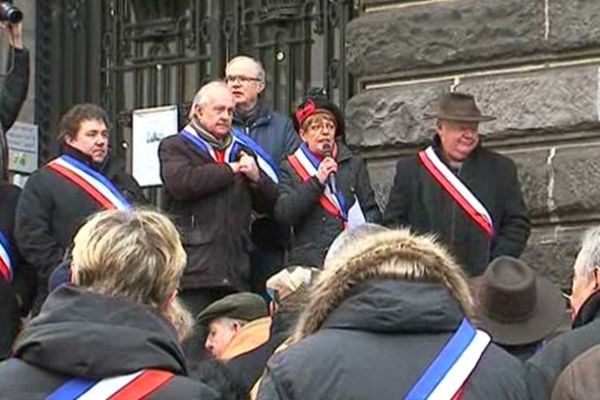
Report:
71,209,192,340
294,229,474,342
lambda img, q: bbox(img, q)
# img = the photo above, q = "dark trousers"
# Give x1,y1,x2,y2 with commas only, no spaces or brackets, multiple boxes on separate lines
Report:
179,287,236,365
250,245,285,298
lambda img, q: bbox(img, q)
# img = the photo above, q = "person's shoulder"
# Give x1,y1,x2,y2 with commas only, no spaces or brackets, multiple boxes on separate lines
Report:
156,375,220,400
266,110,293,124
476,146,517,169
160,133,183,147
465,343,529,399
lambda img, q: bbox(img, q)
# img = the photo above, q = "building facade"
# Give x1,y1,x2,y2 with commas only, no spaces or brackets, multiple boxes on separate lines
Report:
15,0,600,287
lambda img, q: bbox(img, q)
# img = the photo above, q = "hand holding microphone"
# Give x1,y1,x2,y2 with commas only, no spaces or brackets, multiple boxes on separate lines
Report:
317,144,338,186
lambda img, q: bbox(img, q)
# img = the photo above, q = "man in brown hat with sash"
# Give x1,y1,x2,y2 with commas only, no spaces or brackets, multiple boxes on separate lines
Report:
383,92,530,276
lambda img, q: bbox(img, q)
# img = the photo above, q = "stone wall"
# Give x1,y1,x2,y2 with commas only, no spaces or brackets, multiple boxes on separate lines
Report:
346,0,600,288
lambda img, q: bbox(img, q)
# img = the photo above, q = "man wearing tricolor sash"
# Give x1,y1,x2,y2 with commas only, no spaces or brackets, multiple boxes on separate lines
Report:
0,210,218,399
256,229,529,400
159,81,277,361
274,89,381,268
0,179,35,360
15,104,145,314
383,92,530,276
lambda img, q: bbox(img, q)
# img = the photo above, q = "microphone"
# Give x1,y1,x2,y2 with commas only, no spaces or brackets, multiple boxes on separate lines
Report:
322,144,337,192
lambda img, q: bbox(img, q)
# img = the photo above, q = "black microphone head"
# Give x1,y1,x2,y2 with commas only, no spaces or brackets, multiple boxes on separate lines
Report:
322,144,333,158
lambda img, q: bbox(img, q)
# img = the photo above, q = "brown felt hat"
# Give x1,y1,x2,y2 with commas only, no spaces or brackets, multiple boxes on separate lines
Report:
474,256,564,346
425,92,496,122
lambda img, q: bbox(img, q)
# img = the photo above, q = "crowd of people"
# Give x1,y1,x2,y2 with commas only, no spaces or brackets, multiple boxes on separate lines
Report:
0,26,596,399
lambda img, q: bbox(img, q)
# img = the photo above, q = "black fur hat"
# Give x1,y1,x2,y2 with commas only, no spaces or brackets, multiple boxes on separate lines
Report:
293,88,345,138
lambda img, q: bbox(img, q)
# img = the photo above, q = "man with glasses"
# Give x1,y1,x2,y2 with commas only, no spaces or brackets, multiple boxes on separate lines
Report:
226,56,300,295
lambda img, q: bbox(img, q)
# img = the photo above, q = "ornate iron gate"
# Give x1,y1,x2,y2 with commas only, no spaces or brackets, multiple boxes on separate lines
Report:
102,0,355,158
36,0,355,168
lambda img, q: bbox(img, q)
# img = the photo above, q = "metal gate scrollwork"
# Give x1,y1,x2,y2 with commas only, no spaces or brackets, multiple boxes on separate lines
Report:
36,0,355,173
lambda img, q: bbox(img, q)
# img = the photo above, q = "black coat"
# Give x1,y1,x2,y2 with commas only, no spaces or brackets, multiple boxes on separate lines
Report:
0,47,29,178
257,280,529,400
14,147,145,313
226,311,298,393
383,138,530,276
159,133,278,290
0,286,219,399
274,143,381,267
0,182,34,359
526,290,600,399
233,105,301,249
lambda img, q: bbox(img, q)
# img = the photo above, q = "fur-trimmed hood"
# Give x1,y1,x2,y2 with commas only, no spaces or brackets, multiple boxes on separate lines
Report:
294,229,473,342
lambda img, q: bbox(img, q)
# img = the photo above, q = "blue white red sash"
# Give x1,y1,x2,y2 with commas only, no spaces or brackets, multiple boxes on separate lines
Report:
288,143,348,223
47,369,174,400
418,147,494,238
0,229,13,283
405,319,490,400
180,125,279,183
47,155,131,211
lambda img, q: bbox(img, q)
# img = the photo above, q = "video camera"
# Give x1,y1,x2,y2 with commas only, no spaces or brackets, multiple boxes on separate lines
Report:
0,1,22,24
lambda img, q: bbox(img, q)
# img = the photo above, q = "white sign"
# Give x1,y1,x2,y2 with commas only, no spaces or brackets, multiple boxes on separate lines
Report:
6,122,38,174
132,105,178,187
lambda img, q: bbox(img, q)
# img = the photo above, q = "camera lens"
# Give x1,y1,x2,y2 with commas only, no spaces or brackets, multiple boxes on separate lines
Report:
0,2,23,24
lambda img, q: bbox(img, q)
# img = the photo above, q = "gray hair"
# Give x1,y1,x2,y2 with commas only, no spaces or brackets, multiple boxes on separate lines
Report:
226,55,266,84
324,223,390,269
188,80,230,119
576,226,600,278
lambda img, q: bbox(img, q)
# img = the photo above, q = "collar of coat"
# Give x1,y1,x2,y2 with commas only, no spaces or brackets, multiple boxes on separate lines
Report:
219,317,272,362
292,229,466,343
573,289,600,329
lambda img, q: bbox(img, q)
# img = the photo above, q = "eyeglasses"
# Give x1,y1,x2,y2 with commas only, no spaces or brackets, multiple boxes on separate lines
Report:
225,75,261,84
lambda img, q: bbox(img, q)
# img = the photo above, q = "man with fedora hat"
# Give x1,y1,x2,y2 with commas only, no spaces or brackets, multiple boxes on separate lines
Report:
474,256,566,361
383,92,530,276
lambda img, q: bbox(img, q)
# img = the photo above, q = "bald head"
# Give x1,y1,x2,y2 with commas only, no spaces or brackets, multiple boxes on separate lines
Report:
225,55,265,113
190,80,234,138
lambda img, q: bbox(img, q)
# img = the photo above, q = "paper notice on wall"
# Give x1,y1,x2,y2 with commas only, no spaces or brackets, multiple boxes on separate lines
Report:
132,105,178,187
6,122,39,174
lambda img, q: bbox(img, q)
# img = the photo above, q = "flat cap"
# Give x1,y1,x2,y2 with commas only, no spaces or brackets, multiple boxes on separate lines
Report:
196,292,268,324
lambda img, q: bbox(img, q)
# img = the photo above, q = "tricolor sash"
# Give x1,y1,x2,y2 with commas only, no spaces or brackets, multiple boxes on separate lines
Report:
47,369,174,400
418,146,494,238
0,229,13,283
287,143,348,223
47,155,131,211
405,319,490,400
180,125,279,183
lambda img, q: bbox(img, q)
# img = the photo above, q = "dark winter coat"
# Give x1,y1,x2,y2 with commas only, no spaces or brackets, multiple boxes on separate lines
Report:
227,311,298,393
0,286,219,399
274,143,381,267
14,146,145,313
159,133,278,290
383,137,530,276
233,105,300,249
0,182,34,360
257,280,529,400
527,290,600,399
551,343,600,400
0,47,30,178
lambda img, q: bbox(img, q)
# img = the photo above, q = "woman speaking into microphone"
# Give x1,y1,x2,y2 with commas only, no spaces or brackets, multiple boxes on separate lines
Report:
274,89,381,268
